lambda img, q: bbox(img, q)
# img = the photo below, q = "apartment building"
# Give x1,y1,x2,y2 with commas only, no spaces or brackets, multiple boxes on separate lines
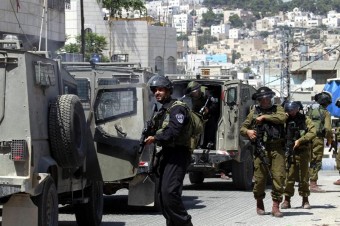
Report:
0,0,65,51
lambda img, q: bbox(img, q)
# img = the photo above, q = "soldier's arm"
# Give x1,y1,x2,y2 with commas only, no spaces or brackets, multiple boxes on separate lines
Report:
298,117,316,144
324,111,332,140
240,111,254,137
262,105,287,124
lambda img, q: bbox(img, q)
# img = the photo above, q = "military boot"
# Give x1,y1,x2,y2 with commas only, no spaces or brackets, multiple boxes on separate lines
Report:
310,180,326,193
256,199,265,215
302,196,311,209
280,196,291,209
271,200,283,218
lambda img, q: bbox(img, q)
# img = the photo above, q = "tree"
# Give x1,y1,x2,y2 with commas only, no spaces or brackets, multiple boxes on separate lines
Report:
177,34,189,41
102,0,146,18
197,30,217,50
62,32,107,61
201,9,223,27
229,14,244,28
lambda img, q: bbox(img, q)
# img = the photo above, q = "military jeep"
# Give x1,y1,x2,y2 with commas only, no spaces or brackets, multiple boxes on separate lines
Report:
0,48,103,226
170,77,256,190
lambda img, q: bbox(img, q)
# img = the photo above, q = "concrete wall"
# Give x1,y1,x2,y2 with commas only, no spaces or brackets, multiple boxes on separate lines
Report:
0,0,65,51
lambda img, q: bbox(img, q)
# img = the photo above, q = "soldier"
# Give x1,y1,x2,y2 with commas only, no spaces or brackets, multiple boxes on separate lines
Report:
281,101,316,210
240,86,287,217
333,125,340,185
307,91,333,192
186,81,218,148
145,75,193,226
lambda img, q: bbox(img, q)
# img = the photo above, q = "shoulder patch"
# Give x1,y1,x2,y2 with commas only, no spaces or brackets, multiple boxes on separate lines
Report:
176,113,184,124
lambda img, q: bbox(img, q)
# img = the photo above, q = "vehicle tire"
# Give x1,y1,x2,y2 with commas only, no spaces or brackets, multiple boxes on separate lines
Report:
49,94,87,168
74,181,104,226
31,177,58,226
232,150,254,191
189,172,204,184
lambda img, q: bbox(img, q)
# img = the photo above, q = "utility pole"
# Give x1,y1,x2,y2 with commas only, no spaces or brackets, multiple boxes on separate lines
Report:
280,30,290,102
80,0,85,61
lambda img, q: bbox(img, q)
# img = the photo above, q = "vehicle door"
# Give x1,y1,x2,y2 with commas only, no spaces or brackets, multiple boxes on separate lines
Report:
91,83,152,181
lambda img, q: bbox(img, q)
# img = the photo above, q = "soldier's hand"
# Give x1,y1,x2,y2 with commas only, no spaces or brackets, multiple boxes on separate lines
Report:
293,140,300,149
256,115,266,123
144,136,155,145
247,129,257,141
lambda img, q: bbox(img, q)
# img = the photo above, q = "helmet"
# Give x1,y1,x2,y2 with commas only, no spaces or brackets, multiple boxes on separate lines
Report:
336,97,340,108
148,75,173,94
315,91,332,106
284,101,302,112
186,81,201,94
252,86,275,100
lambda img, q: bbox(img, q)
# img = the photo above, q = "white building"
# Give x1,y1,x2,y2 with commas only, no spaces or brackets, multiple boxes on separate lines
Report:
0,0,65,51
211,24,230,38
322,11,340,28
172,14,193,35
229,28,241,39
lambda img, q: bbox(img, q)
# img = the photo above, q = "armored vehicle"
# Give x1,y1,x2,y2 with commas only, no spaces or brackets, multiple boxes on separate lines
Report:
63,62,158,207
0,48,103,225
170,77,257,190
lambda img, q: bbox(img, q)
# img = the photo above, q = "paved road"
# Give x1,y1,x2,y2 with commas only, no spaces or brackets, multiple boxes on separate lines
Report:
58,170,340,226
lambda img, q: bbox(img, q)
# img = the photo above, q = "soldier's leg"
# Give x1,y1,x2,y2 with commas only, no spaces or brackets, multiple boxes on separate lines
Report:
281,162,297,209
334,149,340,185
253,157,267,215
270,147,285,217
309,138,324,181
160,150,192,226
297,149,311,208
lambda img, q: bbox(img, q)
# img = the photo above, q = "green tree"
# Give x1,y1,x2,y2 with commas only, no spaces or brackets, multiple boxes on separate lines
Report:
197,30,217,50
102,0,146,18
67,32,108,61
229,14,243,28
177,34,189,41
201,9,223,27
243,67,252,73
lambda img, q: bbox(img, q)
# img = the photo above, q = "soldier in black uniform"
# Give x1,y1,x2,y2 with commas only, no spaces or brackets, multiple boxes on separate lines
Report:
145,75,193,226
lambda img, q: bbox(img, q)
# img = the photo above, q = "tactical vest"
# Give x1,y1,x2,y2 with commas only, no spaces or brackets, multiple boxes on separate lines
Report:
252,105,284,141
306,107,325,137
155,101,192,148
286,113,308,141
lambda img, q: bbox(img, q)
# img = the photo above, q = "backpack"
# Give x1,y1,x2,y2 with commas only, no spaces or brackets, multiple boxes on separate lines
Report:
306,106,325,137
169,101,205,149
170,101,205,136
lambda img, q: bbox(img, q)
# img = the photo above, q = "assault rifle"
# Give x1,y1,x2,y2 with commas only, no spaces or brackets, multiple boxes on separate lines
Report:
255,124,272,179
199,96,218,115
285,121,299,173
138,103,158,154
329,129,338,155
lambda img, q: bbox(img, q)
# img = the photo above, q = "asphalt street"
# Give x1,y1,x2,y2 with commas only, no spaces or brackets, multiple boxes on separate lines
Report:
57,169,340,226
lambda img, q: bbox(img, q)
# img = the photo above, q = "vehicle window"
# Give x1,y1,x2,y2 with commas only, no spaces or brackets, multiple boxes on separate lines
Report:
226,87,237,105
63,80,78,95
76,78,91,102
94,88,137,123
241,86,250,102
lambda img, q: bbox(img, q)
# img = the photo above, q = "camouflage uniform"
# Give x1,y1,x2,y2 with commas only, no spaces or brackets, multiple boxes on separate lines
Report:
309,106,332,182
335,127,340,171
240,105,287,202
282,114,316,208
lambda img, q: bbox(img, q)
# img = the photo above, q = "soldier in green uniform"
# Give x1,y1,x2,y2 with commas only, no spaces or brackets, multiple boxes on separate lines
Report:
240,87,287,217
333,125,340,185
281,101,316,210
307,91,333,192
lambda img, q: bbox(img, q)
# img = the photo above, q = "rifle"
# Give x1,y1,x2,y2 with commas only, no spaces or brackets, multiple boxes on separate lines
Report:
255,124,273,179
199,96,218,115
285,121,299,173
329,129,338,155
138,103,158,154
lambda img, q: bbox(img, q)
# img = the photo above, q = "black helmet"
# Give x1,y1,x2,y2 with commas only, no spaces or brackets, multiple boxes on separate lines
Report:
336,97,340,108
252,86,275,100
284,101,302,112
315,91,332,106
148,75,173,94
186,81,201,94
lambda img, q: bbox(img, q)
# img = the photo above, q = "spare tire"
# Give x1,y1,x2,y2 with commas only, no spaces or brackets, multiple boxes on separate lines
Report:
49,94,87,168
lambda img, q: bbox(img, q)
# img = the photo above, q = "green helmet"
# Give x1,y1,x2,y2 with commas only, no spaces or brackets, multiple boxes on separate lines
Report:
186,81,201,94
252,86,275,100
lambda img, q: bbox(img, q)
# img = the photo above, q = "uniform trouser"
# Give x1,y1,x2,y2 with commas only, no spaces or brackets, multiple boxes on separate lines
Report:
158,147,192,226
283,147,310,197
336,145,340,171
253,143,285,202
309,137,324,181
